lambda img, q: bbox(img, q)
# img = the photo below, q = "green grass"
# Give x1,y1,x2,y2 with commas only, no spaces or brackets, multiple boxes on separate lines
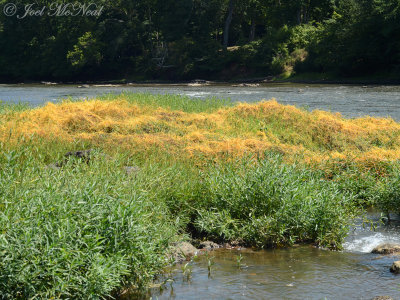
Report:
0,144,368,298
0,144,364,299
1,94,400,298
0,149,179,299
192,155,358,248
0,101,30,113
98,92,234,113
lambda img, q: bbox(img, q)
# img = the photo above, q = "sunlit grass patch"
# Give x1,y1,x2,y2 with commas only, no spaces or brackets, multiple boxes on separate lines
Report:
2,93,400,168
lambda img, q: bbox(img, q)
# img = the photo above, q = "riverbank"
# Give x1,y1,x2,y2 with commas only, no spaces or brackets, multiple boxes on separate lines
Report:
1,93,400,298
2,71,400,86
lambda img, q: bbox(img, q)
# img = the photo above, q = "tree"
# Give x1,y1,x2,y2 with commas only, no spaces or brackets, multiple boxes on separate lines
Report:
223,0,234,48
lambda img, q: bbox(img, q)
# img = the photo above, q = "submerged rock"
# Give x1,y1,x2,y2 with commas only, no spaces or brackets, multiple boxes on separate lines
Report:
188,79,209,86
372,296,394,300
232,83,260,87
371,243,400,255
93,84,121,87
390,261,400,274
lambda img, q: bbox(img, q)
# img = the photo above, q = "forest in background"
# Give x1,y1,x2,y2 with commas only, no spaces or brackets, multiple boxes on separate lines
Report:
0,0,400,82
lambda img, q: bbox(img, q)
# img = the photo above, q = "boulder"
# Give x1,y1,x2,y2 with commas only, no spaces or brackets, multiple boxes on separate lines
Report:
371,243,400,255
172,242,198,263
390,261,400,274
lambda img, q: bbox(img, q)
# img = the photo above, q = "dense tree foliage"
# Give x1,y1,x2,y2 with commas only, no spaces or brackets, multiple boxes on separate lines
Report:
0,0,399,81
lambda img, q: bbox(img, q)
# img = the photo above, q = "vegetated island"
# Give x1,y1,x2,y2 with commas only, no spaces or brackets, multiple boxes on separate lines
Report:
1,93,400,298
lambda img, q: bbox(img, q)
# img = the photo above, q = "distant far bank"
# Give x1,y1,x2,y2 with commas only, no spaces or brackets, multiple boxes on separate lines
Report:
3,72,400,86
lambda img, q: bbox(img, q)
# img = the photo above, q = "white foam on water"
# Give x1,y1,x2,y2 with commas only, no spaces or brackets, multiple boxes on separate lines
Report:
184,92,212,97
344,229,400,253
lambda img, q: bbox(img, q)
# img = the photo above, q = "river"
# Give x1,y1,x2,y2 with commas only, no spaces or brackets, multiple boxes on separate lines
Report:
126,212,400,300
1,83,400,120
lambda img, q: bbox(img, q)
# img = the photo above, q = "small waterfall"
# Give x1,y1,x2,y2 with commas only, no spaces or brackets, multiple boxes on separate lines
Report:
343,213,400,253
344,232,400,253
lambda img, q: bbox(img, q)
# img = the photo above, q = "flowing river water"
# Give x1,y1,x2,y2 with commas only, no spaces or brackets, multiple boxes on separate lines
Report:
126,212,400,300
2,83,400,120
2,83,400,299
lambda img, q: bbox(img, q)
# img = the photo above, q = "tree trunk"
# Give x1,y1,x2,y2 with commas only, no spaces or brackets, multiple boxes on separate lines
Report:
303,8,308,24
249,20,256,42
297,8,302,24
303,0,311,24
223,0,234,49
184,0,194,27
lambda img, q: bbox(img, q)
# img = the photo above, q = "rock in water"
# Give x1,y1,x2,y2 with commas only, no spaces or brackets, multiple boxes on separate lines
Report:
390,261,400,274
371,243,400,254
171,242,198,263
372,297,394,300
199,241,220,250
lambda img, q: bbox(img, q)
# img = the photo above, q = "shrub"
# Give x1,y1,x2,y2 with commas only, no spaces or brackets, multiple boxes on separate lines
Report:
0,150,178,299
192,155,357,249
